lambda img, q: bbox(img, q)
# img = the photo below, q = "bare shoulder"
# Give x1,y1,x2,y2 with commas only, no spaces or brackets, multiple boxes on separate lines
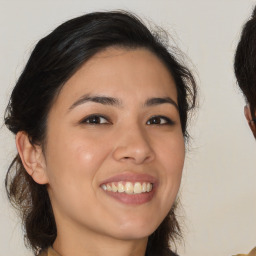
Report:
234,247,256,256
38,247,61,256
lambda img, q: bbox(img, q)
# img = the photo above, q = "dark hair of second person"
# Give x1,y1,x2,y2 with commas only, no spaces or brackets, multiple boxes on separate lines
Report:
234,6,256,136
233,5,256,256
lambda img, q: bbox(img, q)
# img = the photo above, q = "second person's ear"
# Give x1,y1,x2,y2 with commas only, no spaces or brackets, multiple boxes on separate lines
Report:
244,105,256,138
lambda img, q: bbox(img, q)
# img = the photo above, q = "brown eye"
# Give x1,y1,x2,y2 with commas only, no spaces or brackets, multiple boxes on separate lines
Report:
146,116,174,125
81,115,110,125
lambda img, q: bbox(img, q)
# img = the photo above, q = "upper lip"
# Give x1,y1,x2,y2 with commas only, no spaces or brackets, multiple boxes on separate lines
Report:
100,172,158,186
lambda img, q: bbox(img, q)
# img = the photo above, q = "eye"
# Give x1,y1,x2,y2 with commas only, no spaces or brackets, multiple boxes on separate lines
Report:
80,114,111,125
146,115,174,125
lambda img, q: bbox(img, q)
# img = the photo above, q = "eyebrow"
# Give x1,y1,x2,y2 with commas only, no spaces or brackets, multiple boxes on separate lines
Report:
68,94,122,111
144,97,179,110
68,94,178,111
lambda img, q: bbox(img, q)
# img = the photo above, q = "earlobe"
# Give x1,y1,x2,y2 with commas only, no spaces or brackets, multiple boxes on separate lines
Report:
16,131,49,184
244,105,256,138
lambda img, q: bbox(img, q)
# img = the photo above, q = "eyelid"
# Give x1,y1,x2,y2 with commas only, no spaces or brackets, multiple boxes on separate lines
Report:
146,115,175,125
79,114,112,125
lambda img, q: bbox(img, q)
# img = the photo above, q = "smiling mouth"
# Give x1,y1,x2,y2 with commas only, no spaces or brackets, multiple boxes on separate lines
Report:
101,181,153,194
100,173,157,205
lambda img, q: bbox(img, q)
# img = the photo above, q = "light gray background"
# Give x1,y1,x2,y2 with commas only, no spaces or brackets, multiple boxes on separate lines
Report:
1,1,256,255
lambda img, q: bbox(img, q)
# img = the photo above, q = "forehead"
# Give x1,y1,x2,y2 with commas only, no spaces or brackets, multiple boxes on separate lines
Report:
52,47,177,109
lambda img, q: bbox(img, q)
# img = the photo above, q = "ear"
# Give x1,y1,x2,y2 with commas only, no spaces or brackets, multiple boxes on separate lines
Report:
16,131,49,184
244,105,256,138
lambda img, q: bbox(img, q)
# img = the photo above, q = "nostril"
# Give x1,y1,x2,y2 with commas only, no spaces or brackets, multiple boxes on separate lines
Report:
112,143,155,164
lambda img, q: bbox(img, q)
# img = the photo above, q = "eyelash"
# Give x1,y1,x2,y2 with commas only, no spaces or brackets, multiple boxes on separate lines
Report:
146,115,174,126
80,114,111,125
80,114,174,126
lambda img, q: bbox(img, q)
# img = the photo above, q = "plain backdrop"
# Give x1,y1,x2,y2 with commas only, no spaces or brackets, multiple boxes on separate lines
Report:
1,1,256,255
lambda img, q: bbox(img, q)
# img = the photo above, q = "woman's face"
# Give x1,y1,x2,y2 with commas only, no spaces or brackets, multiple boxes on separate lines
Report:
43,47,185,241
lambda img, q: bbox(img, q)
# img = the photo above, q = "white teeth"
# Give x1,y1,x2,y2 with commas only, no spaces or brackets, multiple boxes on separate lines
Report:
146,183,152,192
142,182,147,192
118,182,125,192
101,181,153,194
125,182,133,194
134,182,142,194
112,183,118,192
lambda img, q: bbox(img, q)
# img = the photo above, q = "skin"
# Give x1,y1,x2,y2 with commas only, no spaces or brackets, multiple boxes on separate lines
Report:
244,105,256,137
17,47,185,256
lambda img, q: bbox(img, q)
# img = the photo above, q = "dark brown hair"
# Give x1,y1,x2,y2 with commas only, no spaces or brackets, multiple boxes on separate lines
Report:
234,6,256,119
4,11,197,256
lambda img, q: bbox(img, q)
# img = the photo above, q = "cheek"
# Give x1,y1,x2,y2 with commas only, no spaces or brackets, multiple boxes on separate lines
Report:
158,129,185,166
45,130,112,191
158,132,185,193
45,135,112,216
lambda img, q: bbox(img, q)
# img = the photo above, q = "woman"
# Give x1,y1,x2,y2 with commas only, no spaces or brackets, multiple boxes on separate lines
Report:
4,11,196,256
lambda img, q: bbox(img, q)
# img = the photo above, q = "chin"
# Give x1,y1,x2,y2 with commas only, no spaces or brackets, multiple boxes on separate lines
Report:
110,219,160,240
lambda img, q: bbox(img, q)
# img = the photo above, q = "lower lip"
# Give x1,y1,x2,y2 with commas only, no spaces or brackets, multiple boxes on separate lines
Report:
102,187,156,205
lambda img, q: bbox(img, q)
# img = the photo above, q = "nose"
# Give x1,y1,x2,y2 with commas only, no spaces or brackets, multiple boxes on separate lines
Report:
112,125,155,165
